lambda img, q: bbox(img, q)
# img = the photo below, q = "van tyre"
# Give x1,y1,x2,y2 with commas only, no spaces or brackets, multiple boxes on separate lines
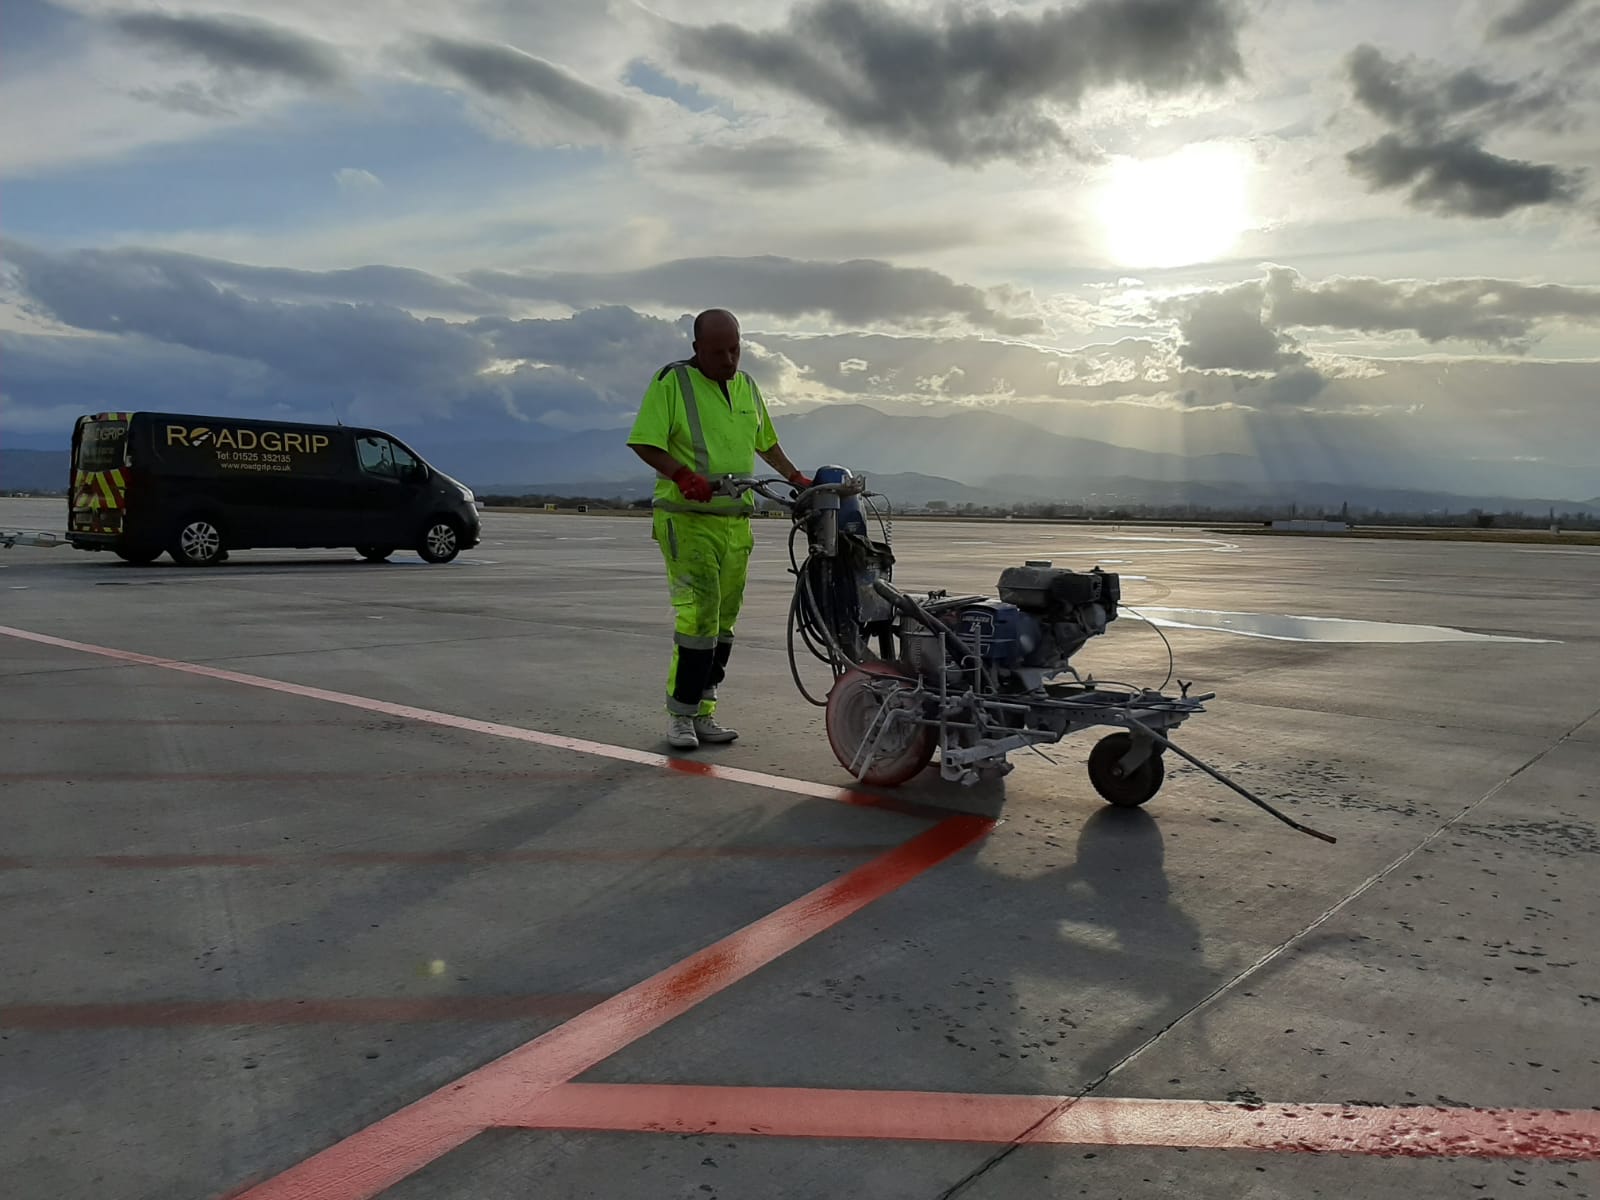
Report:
169,516,226,567
115,547,162,565
417,517,461,564
356,546,395,562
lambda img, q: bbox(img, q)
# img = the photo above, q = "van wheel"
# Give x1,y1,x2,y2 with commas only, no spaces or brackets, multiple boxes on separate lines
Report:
417,518,461,564
169,516,226,567
356,546,395,563
115,547,162,565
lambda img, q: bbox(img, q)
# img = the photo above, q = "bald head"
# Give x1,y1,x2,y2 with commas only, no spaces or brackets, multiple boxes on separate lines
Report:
691,308,741,382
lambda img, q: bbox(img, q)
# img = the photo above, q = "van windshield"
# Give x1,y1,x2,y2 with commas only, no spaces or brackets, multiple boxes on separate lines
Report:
77,419,129,472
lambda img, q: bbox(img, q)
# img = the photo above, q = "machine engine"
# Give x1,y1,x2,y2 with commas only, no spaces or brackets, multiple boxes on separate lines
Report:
952,561,1119,678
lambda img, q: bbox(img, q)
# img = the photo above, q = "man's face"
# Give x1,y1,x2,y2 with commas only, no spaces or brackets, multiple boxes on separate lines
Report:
694,321,740,382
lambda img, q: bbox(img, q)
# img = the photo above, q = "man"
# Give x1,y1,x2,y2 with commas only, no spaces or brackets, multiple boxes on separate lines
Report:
627,309,811,750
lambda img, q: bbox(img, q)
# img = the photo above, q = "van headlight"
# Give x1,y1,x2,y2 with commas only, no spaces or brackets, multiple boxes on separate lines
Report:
460,485,475,503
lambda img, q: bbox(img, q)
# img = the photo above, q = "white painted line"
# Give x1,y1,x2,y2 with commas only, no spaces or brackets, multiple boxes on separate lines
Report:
0,624,908,813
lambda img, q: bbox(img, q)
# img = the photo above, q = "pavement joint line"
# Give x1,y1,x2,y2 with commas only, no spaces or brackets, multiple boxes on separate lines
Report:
497,1083,1600,1161
935,694,1600,1199
217,813,994,1200
0,623,935,818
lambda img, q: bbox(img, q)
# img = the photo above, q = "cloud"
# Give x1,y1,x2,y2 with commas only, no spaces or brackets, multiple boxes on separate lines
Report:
467,255,1046,335
4,243,509,316
667,0,1245,165
1346,132,1580,217
1488,0,1582,40
1237,365,1327,408
1159,281,1306,372
6,243,1598,495
666,136,838,190
2,242,489,397
1344,43,1557,130
334,167,384,195
127,81,239,118
1144,267,1600,356
1342,43,1584,217
419,34,634,140
1260,266,1600,348
111,10,346,89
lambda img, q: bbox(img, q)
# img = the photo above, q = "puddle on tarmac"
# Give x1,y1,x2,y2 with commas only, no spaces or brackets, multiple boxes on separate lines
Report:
1124,607,1557,644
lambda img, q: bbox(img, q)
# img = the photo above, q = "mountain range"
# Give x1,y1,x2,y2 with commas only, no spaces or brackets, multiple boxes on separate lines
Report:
6,405,1598,516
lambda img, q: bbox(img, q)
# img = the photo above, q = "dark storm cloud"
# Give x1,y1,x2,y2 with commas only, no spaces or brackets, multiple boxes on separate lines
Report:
71,248,515,317
1345,43,1571,133
1488,0,1582,40
1260,266,1600,348
469,306,696,403
1159,282,1306,373
1153,268,1600,354
111,10,346,88
2,242,486,393
667,0,1245,165
1342,43,1584,217
1346,132,1580,217
419,35,635,139
467,255,1045,335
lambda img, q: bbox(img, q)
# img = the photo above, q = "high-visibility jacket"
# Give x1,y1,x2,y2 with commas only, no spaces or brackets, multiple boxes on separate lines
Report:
627,360,778,515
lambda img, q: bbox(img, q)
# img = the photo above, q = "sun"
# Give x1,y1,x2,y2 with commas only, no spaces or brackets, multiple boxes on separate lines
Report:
1093,143,1251,269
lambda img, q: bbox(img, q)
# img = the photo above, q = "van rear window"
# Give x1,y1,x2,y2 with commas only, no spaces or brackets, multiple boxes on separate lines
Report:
78,420,128,471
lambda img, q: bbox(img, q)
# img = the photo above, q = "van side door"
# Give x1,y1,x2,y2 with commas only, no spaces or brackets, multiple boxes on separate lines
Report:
353,434,428,545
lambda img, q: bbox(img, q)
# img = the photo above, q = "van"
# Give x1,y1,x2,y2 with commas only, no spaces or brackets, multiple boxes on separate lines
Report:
66,411,481,566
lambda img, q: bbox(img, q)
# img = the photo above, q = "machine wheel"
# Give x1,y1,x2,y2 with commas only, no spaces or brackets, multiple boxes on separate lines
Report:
115,547,161,565
1087,732,1164,807
168,515,226,567
356,545,395,562
825,662,935,788
417,517,461,564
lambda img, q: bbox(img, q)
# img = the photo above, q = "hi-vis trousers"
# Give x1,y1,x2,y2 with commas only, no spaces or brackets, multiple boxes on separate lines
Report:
652,508,754,716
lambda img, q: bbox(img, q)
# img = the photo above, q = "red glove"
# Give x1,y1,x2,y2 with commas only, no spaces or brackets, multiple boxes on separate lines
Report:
788,470,813,488
672,465,713,502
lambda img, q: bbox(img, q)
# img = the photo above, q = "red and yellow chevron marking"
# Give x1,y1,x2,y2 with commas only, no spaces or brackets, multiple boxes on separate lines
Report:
71,469,127,532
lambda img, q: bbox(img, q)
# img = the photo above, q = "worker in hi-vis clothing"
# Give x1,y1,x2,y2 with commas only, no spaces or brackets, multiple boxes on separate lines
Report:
627,309,812,750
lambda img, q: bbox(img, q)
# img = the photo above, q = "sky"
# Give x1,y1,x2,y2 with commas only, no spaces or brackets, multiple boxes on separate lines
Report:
3,0,1599,498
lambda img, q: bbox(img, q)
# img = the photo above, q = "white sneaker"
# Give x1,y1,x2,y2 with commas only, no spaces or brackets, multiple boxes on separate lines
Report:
694,715,739,744
667,714,699,750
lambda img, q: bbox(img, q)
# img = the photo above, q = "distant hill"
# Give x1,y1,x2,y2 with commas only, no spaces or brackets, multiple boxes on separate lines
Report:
453,405,1600,516
8,408,1596,518
431,405,1269,492
0,450,69,493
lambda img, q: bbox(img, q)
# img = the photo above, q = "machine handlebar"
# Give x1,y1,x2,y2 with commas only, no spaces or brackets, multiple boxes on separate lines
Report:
712,473,870,507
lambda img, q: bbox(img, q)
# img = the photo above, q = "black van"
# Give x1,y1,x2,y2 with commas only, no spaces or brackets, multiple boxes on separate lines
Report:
66,411,481,566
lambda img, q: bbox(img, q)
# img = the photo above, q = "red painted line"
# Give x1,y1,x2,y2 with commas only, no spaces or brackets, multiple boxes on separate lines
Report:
222,814,992,1200
0,995,608,1030
320,845,891,866
507,1083,1056,1142
502,1084,1600,1161
2,845,894,870
0,624,933,816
